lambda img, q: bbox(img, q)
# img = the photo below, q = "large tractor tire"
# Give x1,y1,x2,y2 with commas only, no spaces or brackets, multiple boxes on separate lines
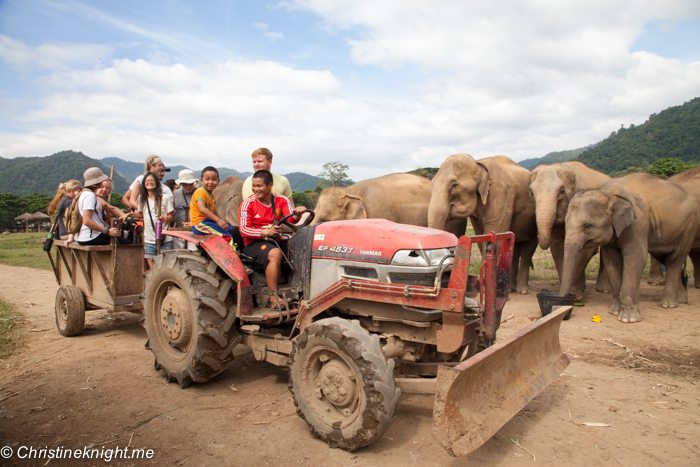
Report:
55,286,85,337
288,317,400,451
142,250,241,388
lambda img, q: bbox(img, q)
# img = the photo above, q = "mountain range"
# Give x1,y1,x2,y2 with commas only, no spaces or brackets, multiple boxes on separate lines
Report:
518,97,700,172
1,97,697,196
0,152,322,196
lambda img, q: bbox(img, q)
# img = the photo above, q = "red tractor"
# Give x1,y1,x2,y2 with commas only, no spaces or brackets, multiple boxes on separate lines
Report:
142,217,570,456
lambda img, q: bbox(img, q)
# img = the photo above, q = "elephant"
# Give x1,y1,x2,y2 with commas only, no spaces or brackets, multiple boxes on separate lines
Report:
310,173,447,227
428,154,537,294
647,167,700,288
528,162,611,298
559,173,699,323
213,175,245,226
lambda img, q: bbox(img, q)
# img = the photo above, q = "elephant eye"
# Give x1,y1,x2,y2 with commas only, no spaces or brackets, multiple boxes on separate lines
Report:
450,183,458,191
583,224,593,233
559,187,566,195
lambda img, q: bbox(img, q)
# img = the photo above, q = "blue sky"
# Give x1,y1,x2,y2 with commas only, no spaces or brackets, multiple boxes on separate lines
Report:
1,1,699,181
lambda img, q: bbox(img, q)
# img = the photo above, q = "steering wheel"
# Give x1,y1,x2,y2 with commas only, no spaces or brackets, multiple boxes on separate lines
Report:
276,210,315,232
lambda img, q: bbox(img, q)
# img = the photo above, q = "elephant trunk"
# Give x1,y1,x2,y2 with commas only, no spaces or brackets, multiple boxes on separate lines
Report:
428,190,450,232
534,193,558,251
536,214,555,251
559,241,582,296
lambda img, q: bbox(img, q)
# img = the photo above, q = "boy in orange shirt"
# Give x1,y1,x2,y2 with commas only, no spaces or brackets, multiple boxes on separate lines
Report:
190,166,234,243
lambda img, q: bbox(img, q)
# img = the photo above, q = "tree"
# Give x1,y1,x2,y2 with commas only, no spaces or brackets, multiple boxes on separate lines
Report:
318,162,353,187
647,158,695,178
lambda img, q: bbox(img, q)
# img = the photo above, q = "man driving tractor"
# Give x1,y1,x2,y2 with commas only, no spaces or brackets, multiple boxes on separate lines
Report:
239,169,306,308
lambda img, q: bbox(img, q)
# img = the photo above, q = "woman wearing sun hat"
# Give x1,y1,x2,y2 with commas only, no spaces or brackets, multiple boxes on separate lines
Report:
77,167,129,246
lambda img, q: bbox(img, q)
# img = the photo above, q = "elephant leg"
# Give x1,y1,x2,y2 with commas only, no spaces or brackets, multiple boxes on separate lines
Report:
689,252,700,289
660,253,687,308
510,242,522,293
600,247,623,317
648,255,665,285
595,251,611,293
618,246,646,323
515,237,537,295
570,245,596,300
550,236,564,280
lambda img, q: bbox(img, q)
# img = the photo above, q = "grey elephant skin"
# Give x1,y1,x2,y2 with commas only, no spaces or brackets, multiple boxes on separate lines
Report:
428,154,537,294
647,167,700,288
310,173,439,227
560,173,699,323
213,175,245,226
528,162,611,298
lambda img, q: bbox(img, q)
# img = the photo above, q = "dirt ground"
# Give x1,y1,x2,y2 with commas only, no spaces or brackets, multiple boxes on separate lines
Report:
1,263,699,467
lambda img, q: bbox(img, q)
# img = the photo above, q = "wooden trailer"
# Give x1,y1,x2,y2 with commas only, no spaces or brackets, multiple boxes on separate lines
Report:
47,239,144,336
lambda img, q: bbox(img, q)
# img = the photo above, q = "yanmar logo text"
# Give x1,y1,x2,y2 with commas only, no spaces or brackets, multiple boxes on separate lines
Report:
360,250,381,256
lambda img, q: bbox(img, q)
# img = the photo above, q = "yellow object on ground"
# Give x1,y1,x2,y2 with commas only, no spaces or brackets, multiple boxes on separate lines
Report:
591,314,602,322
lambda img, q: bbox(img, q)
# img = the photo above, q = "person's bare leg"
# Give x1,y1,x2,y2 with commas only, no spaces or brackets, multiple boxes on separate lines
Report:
266,248,283,307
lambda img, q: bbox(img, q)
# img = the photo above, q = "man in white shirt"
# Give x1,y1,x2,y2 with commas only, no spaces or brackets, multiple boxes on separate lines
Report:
241,148,292,199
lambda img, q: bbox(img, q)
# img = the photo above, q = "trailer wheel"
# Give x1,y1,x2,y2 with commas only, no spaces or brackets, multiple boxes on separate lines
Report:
55,286,85,337
288,317,400,451
142,250,241,388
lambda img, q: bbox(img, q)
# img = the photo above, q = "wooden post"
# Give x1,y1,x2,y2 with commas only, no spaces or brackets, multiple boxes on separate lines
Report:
108,165,114,204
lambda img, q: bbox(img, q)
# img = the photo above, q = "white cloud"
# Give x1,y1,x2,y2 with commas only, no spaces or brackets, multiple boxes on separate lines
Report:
0,35,112,70
263,31,285,40
2,1,700,182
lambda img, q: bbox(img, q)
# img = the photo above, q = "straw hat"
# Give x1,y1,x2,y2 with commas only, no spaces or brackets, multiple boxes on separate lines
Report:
176,169,198,185
83,167,109,187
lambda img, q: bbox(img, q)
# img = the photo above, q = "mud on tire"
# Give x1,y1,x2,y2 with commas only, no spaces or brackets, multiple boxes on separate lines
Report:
55,285,85,337
288,317,400,451
142,250,241,388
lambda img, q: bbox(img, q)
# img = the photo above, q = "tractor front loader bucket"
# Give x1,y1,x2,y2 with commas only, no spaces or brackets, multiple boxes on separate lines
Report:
432,306,571,457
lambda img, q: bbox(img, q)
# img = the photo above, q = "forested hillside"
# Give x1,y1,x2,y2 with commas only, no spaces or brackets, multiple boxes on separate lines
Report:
576,97,700,174
285,172,322,192
0,151,130,195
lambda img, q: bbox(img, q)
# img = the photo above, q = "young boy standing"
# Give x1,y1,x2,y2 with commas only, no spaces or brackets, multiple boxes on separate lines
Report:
190,166,234,243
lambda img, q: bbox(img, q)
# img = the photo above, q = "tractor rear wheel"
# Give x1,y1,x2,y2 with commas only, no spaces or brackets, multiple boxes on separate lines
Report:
55,286,85,337
142,250,241,388
288,317,400,451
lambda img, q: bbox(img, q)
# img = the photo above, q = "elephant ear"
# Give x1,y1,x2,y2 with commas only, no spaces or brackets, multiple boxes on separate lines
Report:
559,168,576,191
342,195,368,220
476,162,491,205
608,195,636,237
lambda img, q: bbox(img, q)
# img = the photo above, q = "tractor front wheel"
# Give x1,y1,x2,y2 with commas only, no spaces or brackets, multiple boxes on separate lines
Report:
142,250,240,388
288,317,400,451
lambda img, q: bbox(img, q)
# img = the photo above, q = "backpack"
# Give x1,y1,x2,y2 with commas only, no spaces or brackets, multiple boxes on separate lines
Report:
64,189,92,235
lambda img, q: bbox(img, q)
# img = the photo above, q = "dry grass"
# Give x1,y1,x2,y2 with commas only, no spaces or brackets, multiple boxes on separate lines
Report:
0,298,23,359
472,244,695,284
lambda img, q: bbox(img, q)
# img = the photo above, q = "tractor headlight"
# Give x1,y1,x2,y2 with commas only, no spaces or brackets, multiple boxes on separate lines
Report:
391,248,454,267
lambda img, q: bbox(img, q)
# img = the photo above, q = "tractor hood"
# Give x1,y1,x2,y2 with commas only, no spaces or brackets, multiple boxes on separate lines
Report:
311,219,458,264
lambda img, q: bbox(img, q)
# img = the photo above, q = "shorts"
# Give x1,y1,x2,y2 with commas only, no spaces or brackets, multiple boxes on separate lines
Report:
144,241,173,259
242,239,289,268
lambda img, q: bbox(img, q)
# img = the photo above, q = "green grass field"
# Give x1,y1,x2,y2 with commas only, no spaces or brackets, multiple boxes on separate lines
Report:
0,232,52,271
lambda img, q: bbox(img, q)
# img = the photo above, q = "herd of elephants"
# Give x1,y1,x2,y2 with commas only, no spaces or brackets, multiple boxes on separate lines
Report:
211,154,700,325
